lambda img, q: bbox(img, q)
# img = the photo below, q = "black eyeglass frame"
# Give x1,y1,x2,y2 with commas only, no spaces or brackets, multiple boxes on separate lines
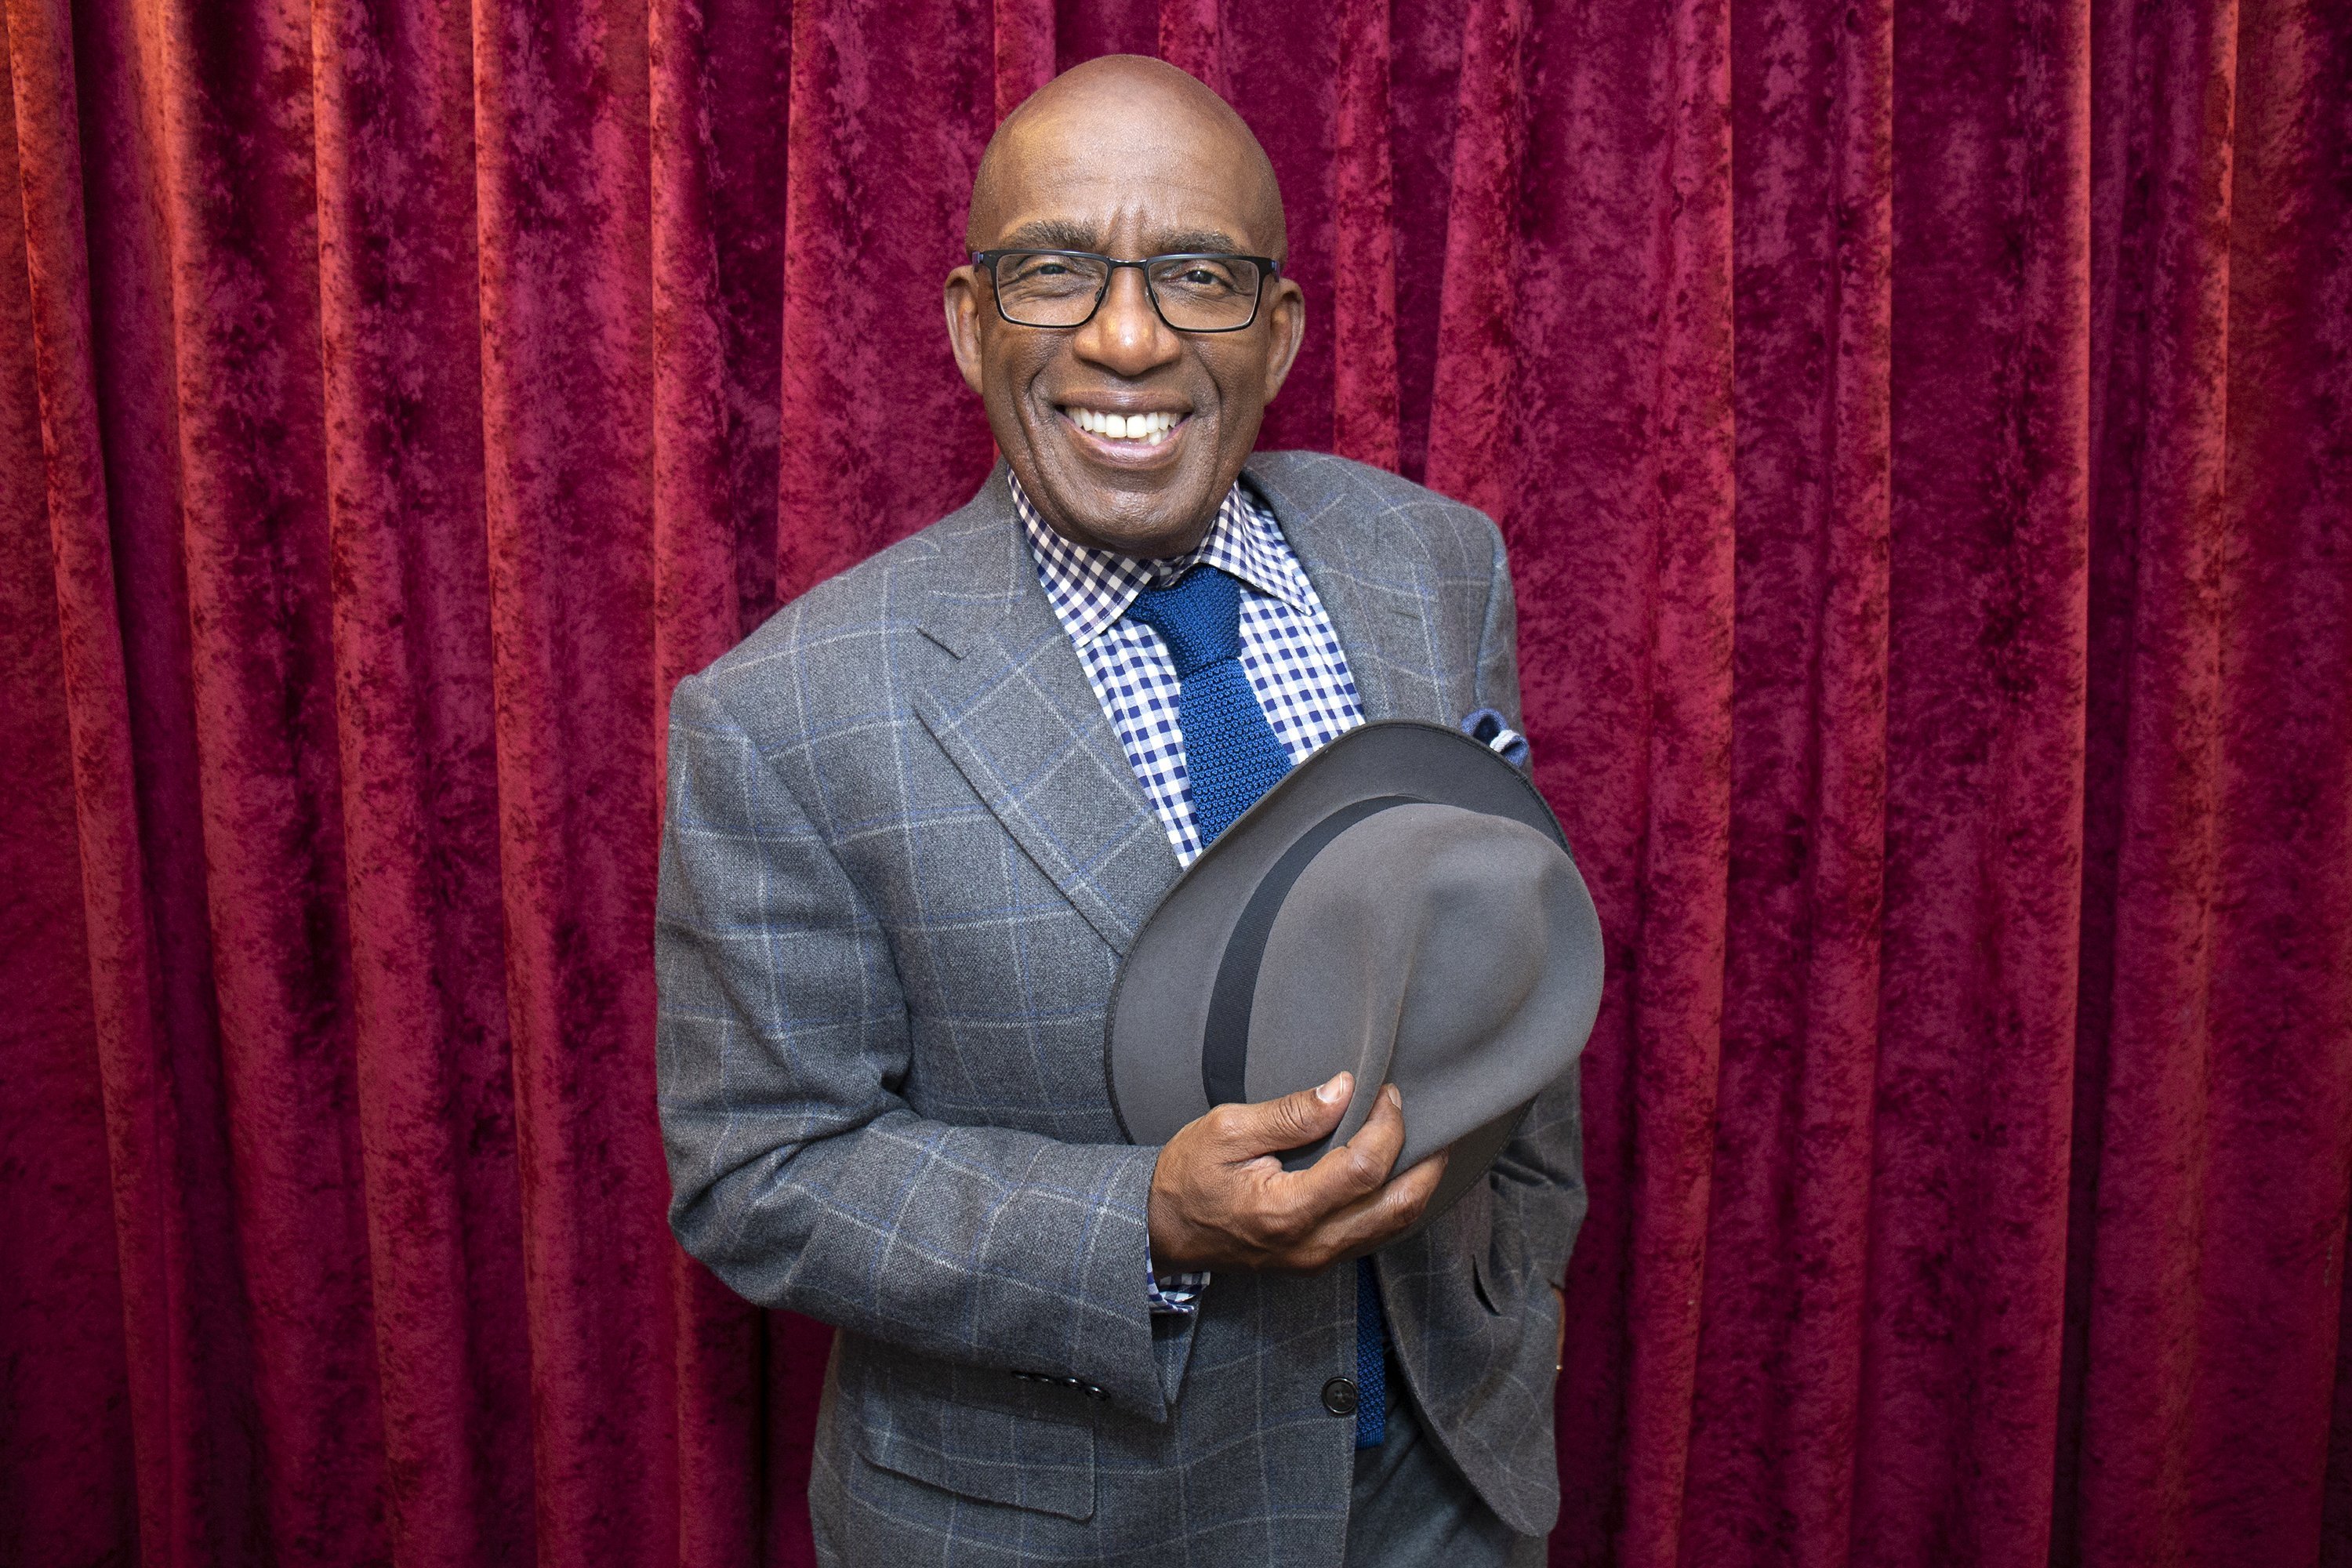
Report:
970,249,1284,334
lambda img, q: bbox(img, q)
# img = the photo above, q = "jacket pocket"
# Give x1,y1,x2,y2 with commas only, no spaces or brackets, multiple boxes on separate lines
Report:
853,1360,1098,1522
1472,1246,1504,1316
1447,1176,1509,1316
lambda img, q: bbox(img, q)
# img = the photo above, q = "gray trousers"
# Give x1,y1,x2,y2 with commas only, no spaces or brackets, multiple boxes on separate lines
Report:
1344,1373,1548,1568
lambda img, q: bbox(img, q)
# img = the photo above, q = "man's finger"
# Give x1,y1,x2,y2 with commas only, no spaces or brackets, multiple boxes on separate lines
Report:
1283,1083,1408,1212
1215,1071,1352,1156
1357,1145,1449,1229
1307,1146,1451,1262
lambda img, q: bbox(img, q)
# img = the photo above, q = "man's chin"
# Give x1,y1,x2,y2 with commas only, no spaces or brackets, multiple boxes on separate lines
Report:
1021,459,1224,559
1041,493,1216,557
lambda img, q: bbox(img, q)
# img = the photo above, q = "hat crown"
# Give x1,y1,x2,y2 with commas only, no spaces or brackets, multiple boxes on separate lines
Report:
1385,811,1560,1063
1243,804,1594,1171
1250,808,1555,1074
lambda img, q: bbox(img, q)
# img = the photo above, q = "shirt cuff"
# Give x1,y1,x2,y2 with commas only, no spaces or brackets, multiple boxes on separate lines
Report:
1144,1245,1209,1314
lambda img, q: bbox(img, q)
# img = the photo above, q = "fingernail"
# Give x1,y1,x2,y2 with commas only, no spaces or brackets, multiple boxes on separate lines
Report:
1384,1084,1401,1109
1319,1073,1350,1105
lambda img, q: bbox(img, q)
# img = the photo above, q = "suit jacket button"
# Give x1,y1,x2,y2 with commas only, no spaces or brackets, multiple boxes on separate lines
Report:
1321,1377,1359,1417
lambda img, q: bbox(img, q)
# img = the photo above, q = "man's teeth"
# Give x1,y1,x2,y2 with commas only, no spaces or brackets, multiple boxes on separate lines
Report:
1069,408,1181,445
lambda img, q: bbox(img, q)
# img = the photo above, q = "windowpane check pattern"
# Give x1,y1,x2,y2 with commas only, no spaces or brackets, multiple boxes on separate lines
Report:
1011,469,1367,1314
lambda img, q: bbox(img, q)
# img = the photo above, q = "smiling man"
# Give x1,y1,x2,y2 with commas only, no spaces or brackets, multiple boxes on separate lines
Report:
657,56,1581,1568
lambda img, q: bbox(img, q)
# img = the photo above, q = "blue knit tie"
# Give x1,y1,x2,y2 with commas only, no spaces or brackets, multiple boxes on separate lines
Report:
1125,564,1391,1448
1124,566,1291,846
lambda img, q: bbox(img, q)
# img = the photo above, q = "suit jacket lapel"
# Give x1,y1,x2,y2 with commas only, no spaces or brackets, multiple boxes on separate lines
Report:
1243,454,1447,724
913,473,1178,955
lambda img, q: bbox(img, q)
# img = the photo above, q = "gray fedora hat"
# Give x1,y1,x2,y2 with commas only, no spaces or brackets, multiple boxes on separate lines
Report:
1106,719,1605,1230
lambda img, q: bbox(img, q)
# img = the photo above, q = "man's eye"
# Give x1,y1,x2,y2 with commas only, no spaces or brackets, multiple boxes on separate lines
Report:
1160,264,1239,291
1007,257,1094,288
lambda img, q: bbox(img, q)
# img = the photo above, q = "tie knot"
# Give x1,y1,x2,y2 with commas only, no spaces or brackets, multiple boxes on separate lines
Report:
1125,566,1243,676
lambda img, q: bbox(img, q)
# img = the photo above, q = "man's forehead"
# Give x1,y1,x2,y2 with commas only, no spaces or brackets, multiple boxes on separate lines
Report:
972,162,1280,255
967,60,1286,256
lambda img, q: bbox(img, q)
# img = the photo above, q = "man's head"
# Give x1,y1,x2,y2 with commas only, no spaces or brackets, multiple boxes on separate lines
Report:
946,56,1305,558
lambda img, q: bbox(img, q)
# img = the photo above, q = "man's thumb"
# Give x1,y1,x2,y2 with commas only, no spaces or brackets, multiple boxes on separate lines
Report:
1243,1071,1352,1151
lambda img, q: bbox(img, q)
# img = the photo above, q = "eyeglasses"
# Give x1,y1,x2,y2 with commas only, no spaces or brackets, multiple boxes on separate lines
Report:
971,249,1281,333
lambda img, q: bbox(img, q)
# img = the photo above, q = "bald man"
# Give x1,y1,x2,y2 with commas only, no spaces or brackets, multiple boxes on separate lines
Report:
657,57,1581,1568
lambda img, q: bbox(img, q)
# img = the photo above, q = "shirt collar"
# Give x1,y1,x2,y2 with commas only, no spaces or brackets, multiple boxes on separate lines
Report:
1009,468,1314,646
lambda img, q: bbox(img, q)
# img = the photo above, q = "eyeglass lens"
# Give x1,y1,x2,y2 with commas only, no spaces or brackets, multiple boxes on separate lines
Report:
992,252,1264,332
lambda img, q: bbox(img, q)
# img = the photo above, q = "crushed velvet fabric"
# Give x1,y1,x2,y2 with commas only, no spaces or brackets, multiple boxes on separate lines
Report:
2,0,2347,1564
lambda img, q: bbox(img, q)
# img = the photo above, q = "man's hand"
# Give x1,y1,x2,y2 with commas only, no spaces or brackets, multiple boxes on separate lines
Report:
1147,1073,1448,1273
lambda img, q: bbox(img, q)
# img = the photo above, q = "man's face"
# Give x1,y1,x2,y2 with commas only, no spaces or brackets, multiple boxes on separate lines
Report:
946,95,1305,559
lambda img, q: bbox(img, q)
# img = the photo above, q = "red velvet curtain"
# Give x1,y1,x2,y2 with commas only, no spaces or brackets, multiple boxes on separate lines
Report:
3,0,2347,1563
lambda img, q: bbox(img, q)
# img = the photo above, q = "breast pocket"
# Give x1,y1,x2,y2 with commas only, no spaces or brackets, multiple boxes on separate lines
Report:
852,1356,1099,1522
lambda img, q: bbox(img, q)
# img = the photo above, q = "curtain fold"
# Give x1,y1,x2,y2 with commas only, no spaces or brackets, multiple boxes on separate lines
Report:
0,16,135,1565
2060,0,2239,1559
2,1,2347,1566
1857,2,2098,1562
1685,0,1893,1559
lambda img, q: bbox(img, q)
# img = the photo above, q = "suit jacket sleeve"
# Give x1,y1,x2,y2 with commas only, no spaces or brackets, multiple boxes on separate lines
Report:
655,675,1177,1417
1472,517,1591,1294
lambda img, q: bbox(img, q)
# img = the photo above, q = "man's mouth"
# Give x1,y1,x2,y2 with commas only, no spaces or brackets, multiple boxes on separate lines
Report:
1060,405,1189,449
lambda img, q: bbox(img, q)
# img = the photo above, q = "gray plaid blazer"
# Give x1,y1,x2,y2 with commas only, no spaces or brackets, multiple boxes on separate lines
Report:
657,450,1586,1566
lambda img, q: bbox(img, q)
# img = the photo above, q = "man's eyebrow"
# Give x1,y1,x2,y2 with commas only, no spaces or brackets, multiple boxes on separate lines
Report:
993,219,1102,252
1144,229,1247,256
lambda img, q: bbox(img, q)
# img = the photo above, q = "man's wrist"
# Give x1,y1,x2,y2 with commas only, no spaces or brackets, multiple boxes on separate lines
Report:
1145,1149,1197,1271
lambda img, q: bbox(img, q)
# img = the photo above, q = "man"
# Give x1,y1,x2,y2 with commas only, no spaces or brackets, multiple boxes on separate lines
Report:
657,55,1582,1567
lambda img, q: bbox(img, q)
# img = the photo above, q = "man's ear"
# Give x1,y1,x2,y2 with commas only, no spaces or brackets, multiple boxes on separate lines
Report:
1258,278,1308,405
945,267,986,396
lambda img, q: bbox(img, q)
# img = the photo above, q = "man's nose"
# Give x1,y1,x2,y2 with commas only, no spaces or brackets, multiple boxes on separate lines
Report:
1073,267,1181,377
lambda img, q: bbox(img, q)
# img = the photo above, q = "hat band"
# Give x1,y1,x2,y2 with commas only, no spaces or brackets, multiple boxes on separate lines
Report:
1200,794,1424,1109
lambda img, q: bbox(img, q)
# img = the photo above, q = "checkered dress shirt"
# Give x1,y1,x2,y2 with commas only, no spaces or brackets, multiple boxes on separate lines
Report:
1010,469,1367,1312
